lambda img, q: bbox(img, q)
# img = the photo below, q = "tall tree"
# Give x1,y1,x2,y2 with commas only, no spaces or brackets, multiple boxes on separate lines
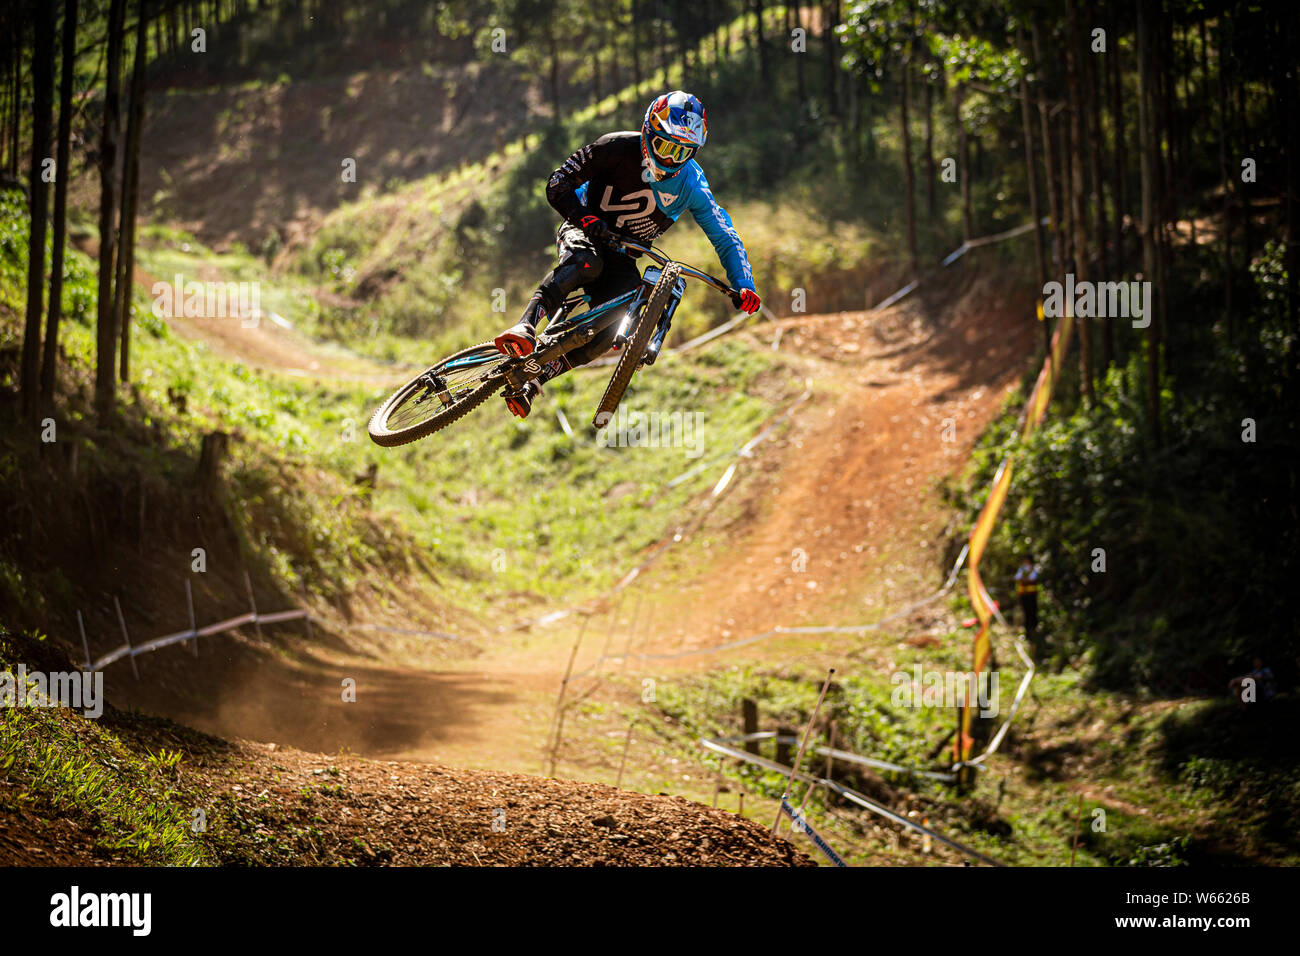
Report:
94,0,128,420
40,0,79,413
1016,24,1048,354
20,0,55,425
116,0,149,384
900,55,919,277
1136,0,1161,445
1065,0,1092,404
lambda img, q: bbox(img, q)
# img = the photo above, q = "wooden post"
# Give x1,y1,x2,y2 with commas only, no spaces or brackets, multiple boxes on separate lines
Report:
620,592,643,674
737,792,744,817
185,578,198,656
742,698,759,755
544,615,589,775
772,668,835,835
300,580,314,641
114,596,138,680
77,610,91,671
244,569,262,642
775,727,794,769
799,719,836,815
594,593,624,678
615,718,634,789
548,709,567,778
1071,793,1083,866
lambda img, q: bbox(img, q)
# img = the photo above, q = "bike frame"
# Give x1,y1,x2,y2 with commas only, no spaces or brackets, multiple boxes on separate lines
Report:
440,238,740,395
495,238,740,390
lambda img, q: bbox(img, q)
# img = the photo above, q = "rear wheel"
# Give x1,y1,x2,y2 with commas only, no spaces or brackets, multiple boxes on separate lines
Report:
368,343,508,446
593,263,681,429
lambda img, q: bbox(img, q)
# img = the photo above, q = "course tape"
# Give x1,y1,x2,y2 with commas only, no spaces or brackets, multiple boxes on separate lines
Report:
958,290,1075,762
781,796,848,867
89,608,309,672
702,735,1003,866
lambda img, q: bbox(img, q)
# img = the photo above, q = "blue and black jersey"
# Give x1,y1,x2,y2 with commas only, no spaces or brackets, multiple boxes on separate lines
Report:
546,131,756,293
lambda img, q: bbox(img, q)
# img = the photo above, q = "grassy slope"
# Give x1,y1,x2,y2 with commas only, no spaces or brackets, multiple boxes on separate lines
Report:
1,191,803,638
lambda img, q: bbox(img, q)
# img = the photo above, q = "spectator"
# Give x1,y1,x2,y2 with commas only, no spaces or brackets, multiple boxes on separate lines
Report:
1228,657,1276,709
1014,555,1041,647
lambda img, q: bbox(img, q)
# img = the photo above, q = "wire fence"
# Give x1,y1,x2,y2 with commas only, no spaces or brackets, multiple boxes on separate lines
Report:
81,574,312,675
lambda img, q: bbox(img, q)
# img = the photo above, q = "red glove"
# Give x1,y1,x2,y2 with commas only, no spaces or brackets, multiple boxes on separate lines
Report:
578,214,610,242
738,289,761,314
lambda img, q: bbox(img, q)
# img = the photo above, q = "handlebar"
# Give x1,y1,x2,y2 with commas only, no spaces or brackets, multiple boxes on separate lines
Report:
610,237,744,309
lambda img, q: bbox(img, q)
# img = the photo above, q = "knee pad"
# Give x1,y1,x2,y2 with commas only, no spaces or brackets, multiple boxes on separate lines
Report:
539,251,604,309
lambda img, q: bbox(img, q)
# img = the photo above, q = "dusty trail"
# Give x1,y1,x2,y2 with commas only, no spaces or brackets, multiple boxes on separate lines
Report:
101,256,1036,823
74,234,404,383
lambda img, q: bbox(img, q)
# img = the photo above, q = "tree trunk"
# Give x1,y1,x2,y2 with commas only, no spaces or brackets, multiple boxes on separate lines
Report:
1108,2,1128,272
900,60,918,278
7,42,20,178
755,0,768,84
1017,26,1050,357
548,21,560,120
21,1,55,425
117,0,149,384
1217,14,1232,331
824,0,839,118
1136,0,1161,446
94,0,127,421
631,0,641,95
924,67,935,221
953,82,972,243
40,0,78,413
794,3,806,111
1066,0,1092,405
1086,10,1111,370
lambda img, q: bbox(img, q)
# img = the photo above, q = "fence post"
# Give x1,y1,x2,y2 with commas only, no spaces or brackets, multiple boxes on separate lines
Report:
299,580,314,641
772,668,835,835
775,727,794,768
742,698,759,755
244,569,262,642
545,614,590,776
77,610,91,671
185,578,198,657
615,718,634,789
619,593,643,674
113,596,139,680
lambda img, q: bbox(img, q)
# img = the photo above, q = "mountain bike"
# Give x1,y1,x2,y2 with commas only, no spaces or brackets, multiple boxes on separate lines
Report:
367,237,744,446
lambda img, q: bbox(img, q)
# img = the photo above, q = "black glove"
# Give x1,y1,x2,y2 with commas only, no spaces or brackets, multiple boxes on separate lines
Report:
578,214,610,243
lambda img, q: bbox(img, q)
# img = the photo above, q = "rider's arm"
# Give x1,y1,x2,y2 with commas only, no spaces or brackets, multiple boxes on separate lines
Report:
546,136,617,225
687,172,756,293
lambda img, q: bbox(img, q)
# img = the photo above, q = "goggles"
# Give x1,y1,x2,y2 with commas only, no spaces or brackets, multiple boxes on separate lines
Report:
649,132,696,166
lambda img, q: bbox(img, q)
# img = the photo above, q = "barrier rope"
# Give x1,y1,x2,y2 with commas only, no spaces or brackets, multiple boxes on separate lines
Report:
701,734,1004,866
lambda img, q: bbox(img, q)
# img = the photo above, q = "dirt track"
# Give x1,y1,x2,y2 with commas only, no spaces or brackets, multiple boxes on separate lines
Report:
68,251,1035,866
103,257,1036,773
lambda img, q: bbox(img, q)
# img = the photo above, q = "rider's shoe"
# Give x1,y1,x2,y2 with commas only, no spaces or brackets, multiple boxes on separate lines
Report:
504,380,542,419
494,297,542,357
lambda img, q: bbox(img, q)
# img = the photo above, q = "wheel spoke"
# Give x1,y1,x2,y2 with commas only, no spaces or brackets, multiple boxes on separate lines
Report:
381,348,505,434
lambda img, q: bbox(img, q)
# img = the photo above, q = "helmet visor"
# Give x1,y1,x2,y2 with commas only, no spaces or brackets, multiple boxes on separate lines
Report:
649,132,696,166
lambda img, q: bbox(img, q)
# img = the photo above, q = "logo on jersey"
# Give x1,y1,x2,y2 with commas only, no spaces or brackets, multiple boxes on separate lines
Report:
599,185,655,229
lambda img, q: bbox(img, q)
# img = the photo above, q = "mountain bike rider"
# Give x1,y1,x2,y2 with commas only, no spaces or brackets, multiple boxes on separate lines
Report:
493,90,762,418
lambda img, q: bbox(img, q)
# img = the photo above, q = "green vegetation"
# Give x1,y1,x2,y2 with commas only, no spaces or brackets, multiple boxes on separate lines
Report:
950,239,1298,693
641,652,1300,865
0,192,802,643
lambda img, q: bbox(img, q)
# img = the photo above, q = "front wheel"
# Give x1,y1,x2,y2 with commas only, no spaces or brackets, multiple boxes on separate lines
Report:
593,262,682,429
368,343,508,447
